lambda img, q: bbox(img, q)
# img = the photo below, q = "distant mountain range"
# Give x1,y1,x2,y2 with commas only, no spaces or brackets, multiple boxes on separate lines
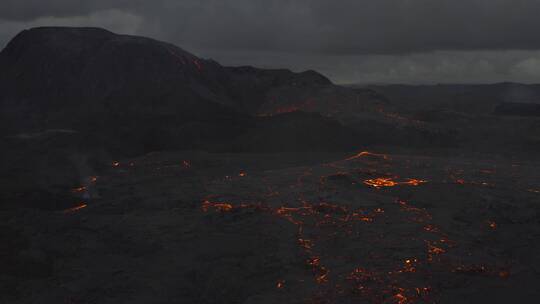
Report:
363,83,540,115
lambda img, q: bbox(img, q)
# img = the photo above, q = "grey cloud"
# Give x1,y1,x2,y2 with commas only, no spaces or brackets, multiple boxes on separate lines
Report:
128,0,540,55
3,0,540,54
511,58,540,78
199,49,540,84
0,0,139,21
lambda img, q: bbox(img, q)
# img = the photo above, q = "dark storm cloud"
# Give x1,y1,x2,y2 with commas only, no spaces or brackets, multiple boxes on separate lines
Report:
134,0,540,55
2,0,540,54
0,0,138,21
2,0,540,84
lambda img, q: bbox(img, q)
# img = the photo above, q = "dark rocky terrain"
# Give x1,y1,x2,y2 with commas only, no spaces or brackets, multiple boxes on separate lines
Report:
494,102,540,117
1,27,540,304
3,151,540,304
360,83,540,154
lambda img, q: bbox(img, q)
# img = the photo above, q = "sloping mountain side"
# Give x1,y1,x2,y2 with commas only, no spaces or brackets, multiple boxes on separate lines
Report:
1,27,445,154
0,27,333,118
0,27,337,134
0,27,338,145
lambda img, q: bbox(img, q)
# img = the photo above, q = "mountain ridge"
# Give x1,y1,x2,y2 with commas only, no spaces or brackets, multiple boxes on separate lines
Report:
0,26,333,118
0,27,362,156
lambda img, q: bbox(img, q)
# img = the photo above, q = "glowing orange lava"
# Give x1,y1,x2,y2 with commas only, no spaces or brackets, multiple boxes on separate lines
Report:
201,200,233,212
71,186,87,193
423,225,439,233
63,203,87,214
400,258,418,273
364,178,426,188
346,151,390,161
394,293,408,304
199,158,510,303
428,244,446,255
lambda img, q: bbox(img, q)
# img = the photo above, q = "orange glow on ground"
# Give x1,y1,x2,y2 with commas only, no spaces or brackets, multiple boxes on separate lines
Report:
345,151,390,161
201,200,234,212
364,177,427,188
71,186,87,193
63,203,87,214
198,152,513,303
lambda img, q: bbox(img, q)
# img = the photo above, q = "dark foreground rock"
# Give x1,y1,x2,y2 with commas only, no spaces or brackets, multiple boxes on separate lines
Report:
2,150,539,303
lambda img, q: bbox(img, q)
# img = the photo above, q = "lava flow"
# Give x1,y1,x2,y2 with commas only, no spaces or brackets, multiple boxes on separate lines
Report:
346,151,390,161
200,195,446,303
63,203,87,214
199,152,511,303
71,186,87,193
364,177,427,188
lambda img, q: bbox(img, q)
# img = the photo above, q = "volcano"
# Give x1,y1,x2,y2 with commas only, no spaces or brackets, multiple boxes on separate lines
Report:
0,27,362,155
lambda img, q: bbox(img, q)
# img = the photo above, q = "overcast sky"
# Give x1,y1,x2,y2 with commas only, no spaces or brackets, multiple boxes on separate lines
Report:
2,0,540,84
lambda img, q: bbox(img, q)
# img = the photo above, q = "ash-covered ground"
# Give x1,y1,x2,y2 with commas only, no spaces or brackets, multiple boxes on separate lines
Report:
3,150,539,304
